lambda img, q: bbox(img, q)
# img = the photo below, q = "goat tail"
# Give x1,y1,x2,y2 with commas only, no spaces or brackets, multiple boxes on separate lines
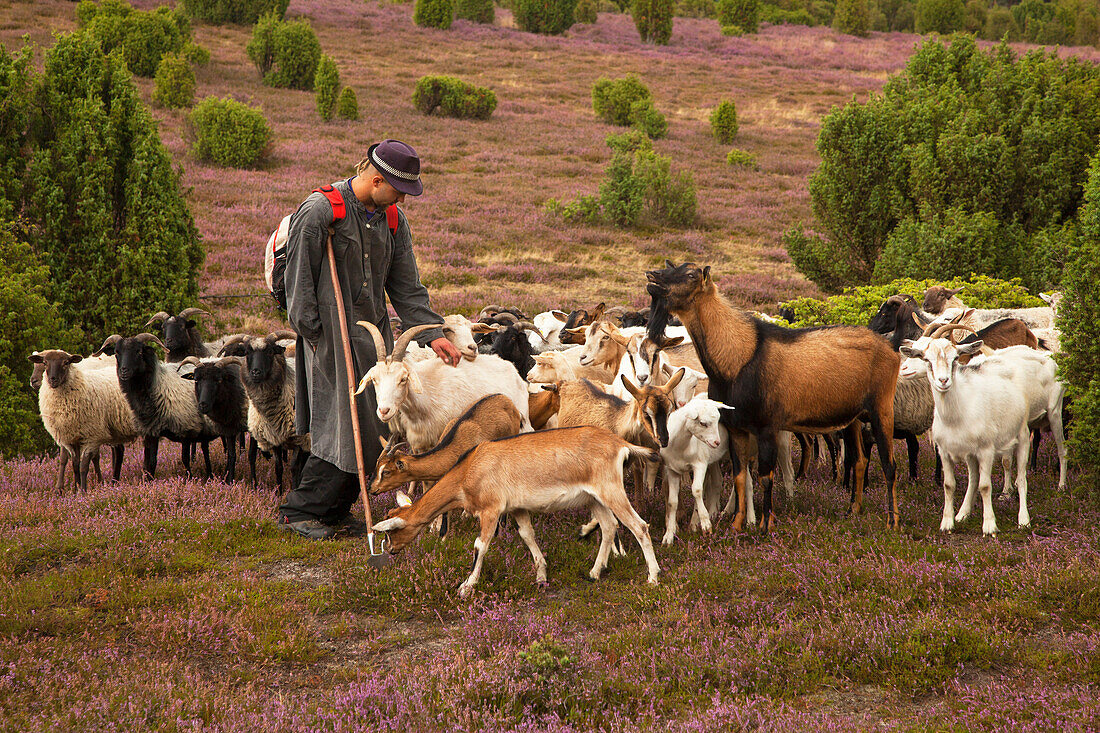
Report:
625,442,660,464
1038,337,1053,351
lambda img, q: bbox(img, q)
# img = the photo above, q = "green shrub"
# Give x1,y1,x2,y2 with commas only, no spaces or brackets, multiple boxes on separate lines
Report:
336,86,359,120
314,54,339,121
629,99,668,139
20,31,202,350
676,0,716,18
77,0,190,77
152,53,195,108
760,4,813,25
182,41,210,65
962,0,986,32
190,96,270,167
633,0,675,43
1059,152,1100,493
549,133,695,228
915,0,964,33
717,0,759,32
245,10,278,77
710,99,738,143
833,0,870,35
412,75,497,119
514,0,577,33
720,22,744,33
575,0,599,22
792,37,1100,293
778,274,1044,328
592,74,651,126
455,0,494,22
414,0,455,28
726,147,758,168
180,0,290,24
983,6,1020,40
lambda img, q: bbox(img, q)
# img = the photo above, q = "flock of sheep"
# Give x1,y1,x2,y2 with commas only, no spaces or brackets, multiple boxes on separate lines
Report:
28,264,1071,596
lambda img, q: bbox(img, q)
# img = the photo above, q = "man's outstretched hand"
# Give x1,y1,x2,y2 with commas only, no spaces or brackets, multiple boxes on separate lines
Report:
430,337,462,367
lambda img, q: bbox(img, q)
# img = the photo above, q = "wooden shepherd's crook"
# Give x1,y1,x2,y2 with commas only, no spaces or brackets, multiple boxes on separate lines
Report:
325,226,390,566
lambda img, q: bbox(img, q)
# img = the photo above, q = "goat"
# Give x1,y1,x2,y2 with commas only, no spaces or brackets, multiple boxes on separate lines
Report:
900,335,1034,535
407,314,496,362
553,371,684,452
923,286,1056,331
371,426,662,596
868,294,932,349
526,347,616,385
354,322,531,458
558,303,609,345
1033,292,1063,352
370,394,525,495
31,350,137,491
180,356,248,483
146,308,213,363
647,261,900,531
531,310,571,350
95,333,218,479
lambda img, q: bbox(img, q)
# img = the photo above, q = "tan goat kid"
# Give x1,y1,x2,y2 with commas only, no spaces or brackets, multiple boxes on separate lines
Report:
372,426,662,598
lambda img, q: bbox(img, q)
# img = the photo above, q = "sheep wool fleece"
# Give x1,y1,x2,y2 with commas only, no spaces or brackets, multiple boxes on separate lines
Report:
284,179,444,475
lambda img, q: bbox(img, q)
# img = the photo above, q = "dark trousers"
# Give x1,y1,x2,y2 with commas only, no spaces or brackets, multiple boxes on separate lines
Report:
279,454,361,524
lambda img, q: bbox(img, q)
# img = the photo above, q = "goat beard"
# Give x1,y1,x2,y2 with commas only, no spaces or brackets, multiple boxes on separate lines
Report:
647,292,673,343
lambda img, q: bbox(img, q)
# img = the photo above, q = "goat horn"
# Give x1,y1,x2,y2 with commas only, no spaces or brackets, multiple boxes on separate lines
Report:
392,324,438,362
919,316,940,338
145,311,170,327
92,334,123,357
357,320,390,363
931,323,977,340
266,329,298,343
179,308,209,319
135,333,167,351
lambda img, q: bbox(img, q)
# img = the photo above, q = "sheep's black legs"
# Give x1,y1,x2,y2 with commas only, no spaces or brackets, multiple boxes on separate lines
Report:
248,436,259,488
904,433,919,479
200,441,213,478
143,436,160,479
223,436,236,483
111,445,124,482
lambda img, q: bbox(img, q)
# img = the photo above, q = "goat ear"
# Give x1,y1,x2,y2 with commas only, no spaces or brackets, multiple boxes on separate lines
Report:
373,517,407,531
663,367,685,391
622,375,642,399
379,436,388,450
662,336,684,348
541,383,560,393
702,265,712,283
354,372,374,395
551,311,568,321
956,340,984,355
470,323,497,334
962,308,975,318
406,369,424,394
396,490,413,507
899,345,922,359
1039,293,1053,305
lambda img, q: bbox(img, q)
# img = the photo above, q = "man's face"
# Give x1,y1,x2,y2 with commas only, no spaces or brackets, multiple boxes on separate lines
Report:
370,175,406,209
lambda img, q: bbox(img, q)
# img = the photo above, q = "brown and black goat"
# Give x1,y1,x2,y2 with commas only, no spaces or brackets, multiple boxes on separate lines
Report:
646,261,901,531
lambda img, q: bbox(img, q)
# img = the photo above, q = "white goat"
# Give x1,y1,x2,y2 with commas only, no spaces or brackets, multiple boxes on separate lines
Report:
405,314,496,362
355,323,531,455
900,336,1033,535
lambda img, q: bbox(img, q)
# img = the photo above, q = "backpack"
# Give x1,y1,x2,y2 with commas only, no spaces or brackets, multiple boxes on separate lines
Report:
265,185,399,310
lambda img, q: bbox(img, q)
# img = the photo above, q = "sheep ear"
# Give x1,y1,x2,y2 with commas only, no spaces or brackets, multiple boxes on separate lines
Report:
396,490,413,507
28,353,43,364
373,517,407,531
68,354,83,364
181,372,196,381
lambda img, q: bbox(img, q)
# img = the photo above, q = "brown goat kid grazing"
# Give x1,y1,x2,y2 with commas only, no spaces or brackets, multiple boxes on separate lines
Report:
372,426,662,597
646,261,901,530
371,394,525,495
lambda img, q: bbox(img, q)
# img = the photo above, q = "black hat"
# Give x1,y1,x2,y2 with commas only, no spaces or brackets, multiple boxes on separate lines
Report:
368,139,423,196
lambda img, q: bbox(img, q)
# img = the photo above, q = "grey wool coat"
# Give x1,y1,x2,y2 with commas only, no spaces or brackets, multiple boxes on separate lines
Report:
285,179,444,474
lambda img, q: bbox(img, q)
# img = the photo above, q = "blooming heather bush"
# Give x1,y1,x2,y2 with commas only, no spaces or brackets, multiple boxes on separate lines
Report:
592,74,651,126
833,0,870,36
412,75,496,119
575,0,599,22
793,36,1100,293
915,0,964,33
77,0,191,77
717,0,759,32
710,99,738,143
190,97,271,167
778,274,1043,327
514,0,577,34
21,32,202,345
313,54,339,121
180,0,289,24
414,0,455,28
247,14,320,90
152,53,195,108
1059,153,1100,492
455,0,494,23
337,86,359,120
632,0,675,43
726,147,757,168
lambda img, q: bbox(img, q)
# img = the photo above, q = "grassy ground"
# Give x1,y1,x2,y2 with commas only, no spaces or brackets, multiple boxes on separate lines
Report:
4,0,1100,729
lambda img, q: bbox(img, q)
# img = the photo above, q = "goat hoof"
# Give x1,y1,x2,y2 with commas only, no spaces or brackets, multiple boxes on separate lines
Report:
661,533,675,546
457,584,474,599
939,519,954,533
731,512,745,532
537,580,550,590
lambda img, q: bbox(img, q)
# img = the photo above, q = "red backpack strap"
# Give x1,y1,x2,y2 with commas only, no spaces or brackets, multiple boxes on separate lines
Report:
385,204,399,235
313,185,346,222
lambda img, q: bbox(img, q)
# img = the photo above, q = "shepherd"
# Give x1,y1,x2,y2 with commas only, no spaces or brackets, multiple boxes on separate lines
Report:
277,139,462,540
